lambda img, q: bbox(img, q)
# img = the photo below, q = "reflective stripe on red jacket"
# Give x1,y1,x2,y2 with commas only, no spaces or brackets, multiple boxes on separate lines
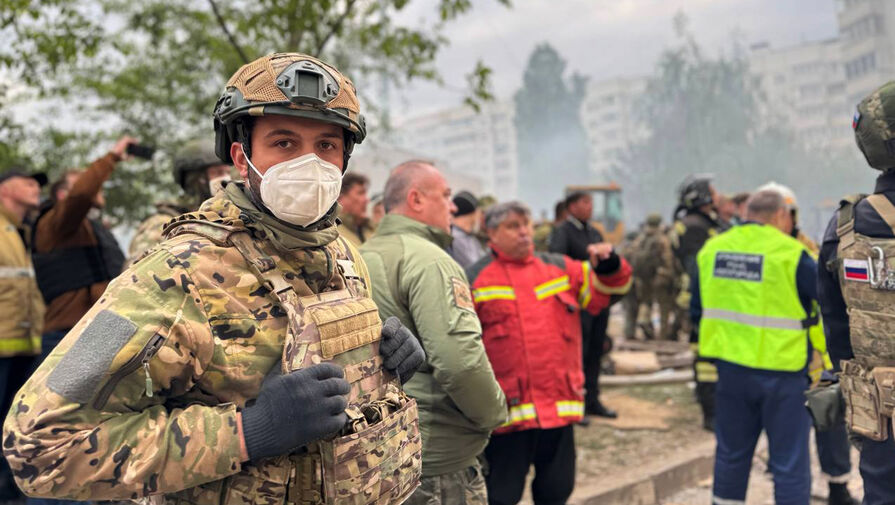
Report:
467,248,632,433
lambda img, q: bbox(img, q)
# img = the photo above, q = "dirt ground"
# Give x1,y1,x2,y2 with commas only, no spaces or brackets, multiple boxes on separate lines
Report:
575,383,712,482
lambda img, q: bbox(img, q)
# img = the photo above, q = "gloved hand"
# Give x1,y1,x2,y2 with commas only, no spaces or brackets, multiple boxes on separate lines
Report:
380,317,425,384
804,382,844,432
241,363,349,461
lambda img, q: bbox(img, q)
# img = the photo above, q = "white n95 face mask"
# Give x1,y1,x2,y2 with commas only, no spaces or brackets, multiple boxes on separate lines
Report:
244,147,343,227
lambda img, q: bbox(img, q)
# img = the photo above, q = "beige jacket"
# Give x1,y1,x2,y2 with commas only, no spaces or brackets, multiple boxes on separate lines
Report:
0,205,44,356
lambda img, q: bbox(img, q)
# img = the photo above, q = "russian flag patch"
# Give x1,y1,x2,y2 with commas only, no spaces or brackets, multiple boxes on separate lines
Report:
843,258,869,282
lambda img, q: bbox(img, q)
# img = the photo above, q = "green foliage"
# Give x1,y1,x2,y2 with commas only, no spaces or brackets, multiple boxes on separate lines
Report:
514,43,591,216
613,13,872,238
0,0,510,224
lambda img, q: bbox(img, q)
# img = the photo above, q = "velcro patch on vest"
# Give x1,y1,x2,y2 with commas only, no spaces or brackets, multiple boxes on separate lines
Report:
713,252,763,282
843,258,870,282
310,298,382,359
451,277,475,312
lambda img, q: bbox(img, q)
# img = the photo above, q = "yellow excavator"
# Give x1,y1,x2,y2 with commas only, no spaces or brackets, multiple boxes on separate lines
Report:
565,183,625,244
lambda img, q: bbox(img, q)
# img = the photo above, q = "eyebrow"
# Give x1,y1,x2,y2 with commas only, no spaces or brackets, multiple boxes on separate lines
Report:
263,129,299,138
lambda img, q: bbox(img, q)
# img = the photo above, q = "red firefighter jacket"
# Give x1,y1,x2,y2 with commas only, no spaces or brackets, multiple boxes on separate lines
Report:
467,247,632,433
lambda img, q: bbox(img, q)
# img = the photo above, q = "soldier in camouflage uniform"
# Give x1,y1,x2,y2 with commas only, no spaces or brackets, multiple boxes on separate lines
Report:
127,140,231,263
816,84,895,504
630,214,676,340
3,52,426,504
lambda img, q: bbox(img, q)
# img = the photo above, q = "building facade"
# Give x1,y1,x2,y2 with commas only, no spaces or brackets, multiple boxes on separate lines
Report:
390,101,518,202
580,76,648,178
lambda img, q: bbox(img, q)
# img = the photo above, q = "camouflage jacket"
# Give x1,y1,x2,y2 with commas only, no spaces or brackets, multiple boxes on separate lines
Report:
126,202,190,264
2,186,399,502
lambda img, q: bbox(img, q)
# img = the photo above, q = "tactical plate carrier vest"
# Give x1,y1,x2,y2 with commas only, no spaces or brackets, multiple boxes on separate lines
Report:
161,213,421,505
835,194,895,441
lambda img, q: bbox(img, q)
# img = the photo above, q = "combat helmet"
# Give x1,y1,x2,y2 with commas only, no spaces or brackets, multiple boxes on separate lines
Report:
213,52,366,166
854,81,895,171
678,174,715,210
173,139,222,191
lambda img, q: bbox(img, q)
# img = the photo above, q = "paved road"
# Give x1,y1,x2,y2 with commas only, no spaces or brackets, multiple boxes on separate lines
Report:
662,432,862,505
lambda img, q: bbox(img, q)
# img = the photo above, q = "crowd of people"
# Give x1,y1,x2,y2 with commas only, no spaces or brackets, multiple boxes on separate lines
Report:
0,50,894,505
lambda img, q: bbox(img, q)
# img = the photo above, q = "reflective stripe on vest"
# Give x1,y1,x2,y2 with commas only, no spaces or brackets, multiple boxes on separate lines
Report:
556,400,584,418
594,275,632,295
578,261,592,307
473,286,516,302
0,266,34,278
701,308,808,331
534,276,570,300
0,335,41,354
697,224,810,371
502,403,536,427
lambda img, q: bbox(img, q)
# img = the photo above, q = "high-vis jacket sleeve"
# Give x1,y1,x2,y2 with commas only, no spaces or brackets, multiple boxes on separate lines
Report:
404,258,507,431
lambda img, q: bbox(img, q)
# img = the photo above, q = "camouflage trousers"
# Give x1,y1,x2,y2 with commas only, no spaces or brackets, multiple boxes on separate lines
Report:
404,463,487,505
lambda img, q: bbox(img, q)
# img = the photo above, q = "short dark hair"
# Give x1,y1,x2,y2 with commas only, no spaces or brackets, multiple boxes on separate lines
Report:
554,200,567,220
731,192,750,206
565,191,590,207
340,173,369,196
50,170,81,203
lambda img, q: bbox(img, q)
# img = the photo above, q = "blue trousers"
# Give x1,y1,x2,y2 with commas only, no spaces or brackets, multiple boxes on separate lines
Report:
713,362,811,505
858,423,895,505
815,418,851,483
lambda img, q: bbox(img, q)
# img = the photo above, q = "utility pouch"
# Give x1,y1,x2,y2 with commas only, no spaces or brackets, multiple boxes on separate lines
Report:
320,390,421,503
841,360,889,441
805,383,843,432
873,367,895,417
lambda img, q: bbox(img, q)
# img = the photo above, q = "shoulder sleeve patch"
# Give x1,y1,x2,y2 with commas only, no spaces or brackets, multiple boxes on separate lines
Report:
47,310,138,404
451,276,475,312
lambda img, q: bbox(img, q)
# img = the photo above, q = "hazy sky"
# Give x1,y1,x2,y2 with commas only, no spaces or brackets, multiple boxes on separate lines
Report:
390,0,840,121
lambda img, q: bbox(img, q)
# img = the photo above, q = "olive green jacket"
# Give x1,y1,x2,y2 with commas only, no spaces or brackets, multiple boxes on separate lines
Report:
360,214,506,476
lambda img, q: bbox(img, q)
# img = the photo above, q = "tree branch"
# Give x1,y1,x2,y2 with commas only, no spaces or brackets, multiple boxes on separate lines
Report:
206,0,249,64
314,0,358,56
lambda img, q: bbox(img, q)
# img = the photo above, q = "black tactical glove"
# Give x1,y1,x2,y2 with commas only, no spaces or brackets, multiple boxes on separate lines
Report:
380,317,425,384
241,363,350,460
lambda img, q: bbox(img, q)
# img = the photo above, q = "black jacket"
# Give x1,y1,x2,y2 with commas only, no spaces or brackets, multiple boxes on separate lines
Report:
817,170,895,372
549,216,604,261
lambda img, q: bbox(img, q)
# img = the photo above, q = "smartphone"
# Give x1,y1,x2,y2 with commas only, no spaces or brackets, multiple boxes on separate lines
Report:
126,143,156,160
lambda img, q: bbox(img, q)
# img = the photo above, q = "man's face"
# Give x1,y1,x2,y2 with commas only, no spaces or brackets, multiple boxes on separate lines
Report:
717,197,736,221
339,183,369,220
231,115,345,196
771,207,794,235
488,211,534,260
414,172,456,233
569,196,593,221
0,177,40,209
205,164,231,181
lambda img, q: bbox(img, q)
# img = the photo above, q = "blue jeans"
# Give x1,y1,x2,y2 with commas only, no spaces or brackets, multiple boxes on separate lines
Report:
713,361,811,505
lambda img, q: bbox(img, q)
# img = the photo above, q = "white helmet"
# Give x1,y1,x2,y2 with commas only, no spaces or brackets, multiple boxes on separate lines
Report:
757,181,798,210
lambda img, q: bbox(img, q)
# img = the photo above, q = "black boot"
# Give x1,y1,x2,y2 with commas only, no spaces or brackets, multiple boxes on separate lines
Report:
828,482,858,505
586,401,618,419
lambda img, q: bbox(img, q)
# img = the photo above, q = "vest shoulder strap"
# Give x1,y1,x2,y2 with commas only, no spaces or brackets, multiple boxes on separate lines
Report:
866,194,895,236
836,193,867,251
162,212,244,247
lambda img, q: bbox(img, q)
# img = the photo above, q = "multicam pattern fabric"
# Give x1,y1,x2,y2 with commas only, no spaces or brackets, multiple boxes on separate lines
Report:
403,464,486,505
836,194,895,441
126,203,186,265
3,186,419,504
